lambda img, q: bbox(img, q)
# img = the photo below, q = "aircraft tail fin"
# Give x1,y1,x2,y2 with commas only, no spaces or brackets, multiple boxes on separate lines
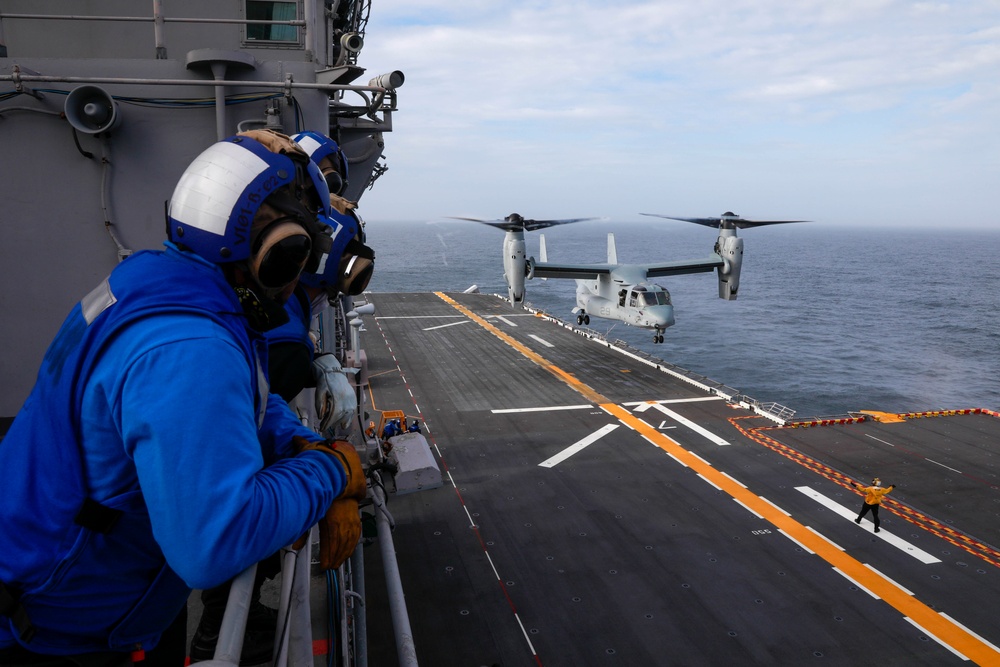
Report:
538,234,548,280
607,233,618,264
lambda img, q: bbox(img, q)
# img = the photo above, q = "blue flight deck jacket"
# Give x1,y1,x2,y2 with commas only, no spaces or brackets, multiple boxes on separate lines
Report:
0,244,345,655
266,286,314,355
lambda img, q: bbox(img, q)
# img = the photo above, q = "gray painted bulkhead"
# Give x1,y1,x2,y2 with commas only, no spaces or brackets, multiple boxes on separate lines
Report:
0,1,396,416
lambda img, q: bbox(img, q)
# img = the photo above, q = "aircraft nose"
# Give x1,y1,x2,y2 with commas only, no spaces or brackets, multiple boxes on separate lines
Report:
659,306,675,328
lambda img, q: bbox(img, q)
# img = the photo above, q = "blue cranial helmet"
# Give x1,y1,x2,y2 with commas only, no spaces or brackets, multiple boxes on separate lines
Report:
168,133,329,263
298,206,374,296
290,131,349,196
298,208,361,291
167,132,340,293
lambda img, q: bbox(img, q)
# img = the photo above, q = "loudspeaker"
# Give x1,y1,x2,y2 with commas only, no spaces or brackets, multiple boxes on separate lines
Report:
65,85,121,135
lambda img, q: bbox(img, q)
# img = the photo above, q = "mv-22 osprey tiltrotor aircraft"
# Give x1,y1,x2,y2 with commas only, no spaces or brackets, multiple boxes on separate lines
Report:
455,212,805,343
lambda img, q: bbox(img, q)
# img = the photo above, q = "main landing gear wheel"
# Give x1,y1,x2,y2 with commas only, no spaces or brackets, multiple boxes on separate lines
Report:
577,313,590,326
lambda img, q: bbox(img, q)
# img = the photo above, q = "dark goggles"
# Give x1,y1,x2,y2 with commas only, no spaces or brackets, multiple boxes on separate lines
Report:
251,220,312,291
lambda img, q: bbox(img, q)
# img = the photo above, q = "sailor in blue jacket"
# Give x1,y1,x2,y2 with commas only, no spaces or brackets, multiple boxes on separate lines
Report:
190,132,376,665
0,130,366,666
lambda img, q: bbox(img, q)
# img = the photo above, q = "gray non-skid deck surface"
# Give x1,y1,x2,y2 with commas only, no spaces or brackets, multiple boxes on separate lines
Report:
360,292,1000,666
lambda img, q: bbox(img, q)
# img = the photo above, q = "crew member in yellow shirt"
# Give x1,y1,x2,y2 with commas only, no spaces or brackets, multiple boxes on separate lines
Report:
854,477,895,533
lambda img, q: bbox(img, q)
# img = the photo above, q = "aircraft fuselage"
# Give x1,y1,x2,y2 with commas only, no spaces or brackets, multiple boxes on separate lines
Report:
574,274,675,332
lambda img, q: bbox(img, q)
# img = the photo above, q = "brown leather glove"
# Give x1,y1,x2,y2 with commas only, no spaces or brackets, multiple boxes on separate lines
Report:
293,437,367,569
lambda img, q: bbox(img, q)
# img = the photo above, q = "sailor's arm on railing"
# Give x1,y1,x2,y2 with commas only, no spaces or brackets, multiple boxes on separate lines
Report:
292,437,367,570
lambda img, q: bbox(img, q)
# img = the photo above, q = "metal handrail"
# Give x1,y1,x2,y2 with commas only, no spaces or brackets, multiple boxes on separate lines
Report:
3,72,386,95
1,70,393,124
371,471,419,666
197,563,259,667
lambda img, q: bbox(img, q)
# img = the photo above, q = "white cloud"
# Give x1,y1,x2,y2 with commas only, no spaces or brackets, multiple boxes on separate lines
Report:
356,1,1000,226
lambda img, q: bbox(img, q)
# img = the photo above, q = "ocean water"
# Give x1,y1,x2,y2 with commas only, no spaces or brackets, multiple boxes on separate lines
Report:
363,220,1000,418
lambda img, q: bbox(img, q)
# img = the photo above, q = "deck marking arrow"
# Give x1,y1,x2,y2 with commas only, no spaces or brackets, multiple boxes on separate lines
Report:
645,402,730,445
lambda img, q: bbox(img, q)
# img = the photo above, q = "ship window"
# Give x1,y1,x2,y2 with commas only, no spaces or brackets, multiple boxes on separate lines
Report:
246,1,299,42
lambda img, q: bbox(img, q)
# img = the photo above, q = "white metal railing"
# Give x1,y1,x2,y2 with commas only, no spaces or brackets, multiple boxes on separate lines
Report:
197,533,314,667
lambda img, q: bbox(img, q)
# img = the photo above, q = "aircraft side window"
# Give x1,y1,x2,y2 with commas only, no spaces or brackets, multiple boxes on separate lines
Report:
629,292,638,307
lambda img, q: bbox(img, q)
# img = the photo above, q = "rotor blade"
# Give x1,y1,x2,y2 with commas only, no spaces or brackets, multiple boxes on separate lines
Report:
520,217,598,232
445,216,518,231
446,215,599,232
729,219,808,228
640,213,722,227
639,213,808,229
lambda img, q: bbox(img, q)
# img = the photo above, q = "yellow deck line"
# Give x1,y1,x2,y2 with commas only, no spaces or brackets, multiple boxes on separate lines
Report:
435,293,606,404
435,291,1000,665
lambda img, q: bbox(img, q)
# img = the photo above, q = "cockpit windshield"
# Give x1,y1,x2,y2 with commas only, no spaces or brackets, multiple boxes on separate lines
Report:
639,291,671,307
631,285,671,307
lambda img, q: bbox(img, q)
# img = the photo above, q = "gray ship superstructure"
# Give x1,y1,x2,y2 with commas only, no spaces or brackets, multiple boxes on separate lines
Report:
1,0,401,419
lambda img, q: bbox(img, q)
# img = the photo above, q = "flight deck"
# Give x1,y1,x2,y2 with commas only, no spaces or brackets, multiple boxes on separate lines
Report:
358,291,1000,666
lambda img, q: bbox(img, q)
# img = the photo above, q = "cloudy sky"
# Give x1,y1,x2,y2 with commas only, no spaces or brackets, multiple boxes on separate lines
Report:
356,1,999,228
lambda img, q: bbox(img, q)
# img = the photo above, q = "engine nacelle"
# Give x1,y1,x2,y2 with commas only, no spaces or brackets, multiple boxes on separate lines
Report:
716,233,743,300
503,231,527,303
